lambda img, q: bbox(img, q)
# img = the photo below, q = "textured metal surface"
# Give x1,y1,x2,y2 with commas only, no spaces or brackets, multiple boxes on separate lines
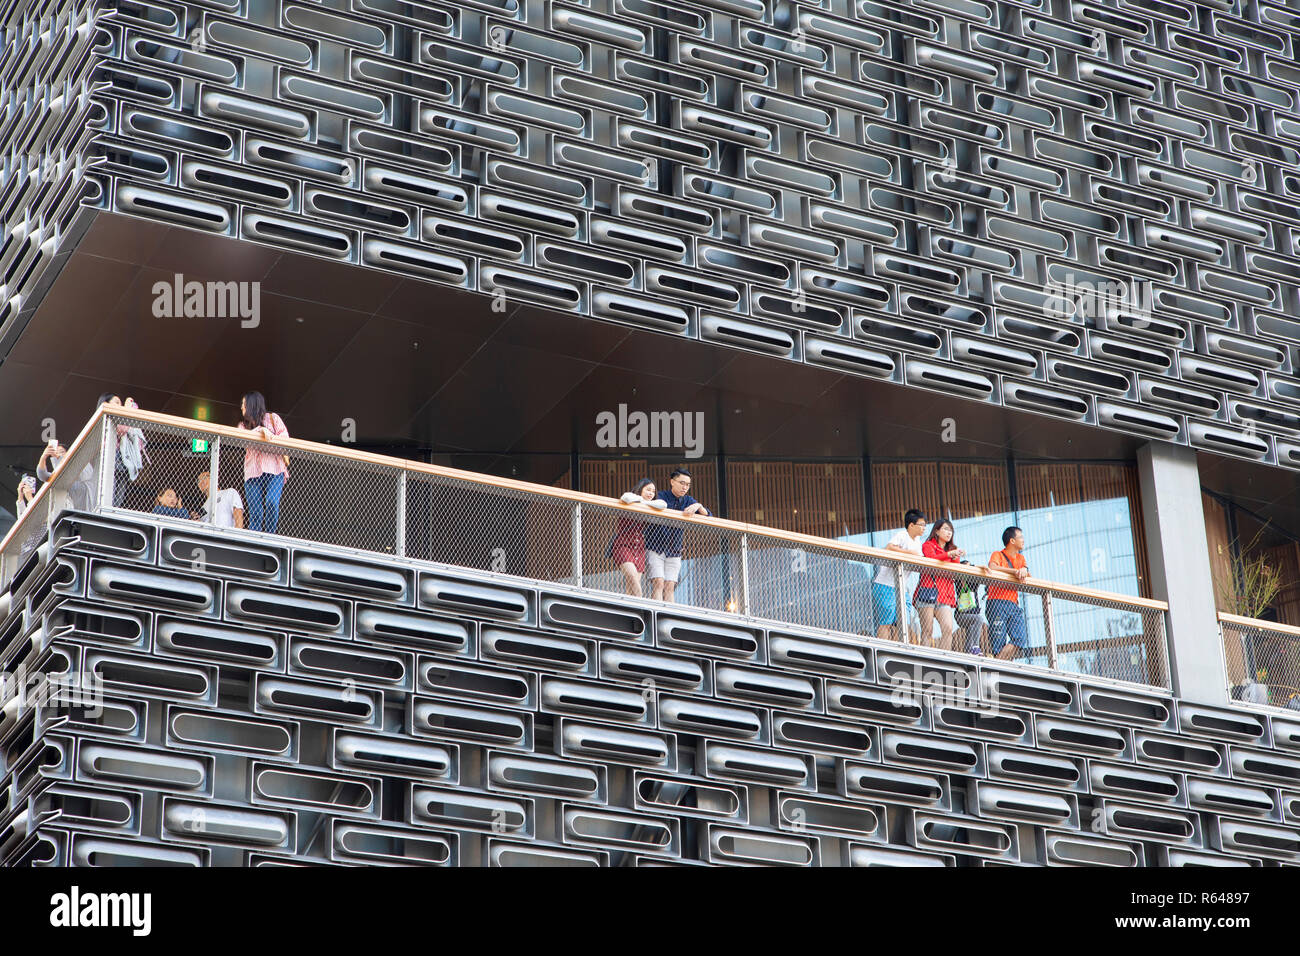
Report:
0,0,105,358
3,508,1298,866
7,0,1300,466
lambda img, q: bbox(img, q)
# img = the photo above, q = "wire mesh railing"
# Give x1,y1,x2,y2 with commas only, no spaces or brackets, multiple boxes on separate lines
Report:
0,412,105,590
0,405,1173,690
1221,614,1300,712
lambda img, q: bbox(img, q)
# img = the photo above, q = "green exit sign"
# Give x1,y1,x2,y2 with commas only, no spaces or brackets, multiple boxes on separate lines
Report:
192,439,208,454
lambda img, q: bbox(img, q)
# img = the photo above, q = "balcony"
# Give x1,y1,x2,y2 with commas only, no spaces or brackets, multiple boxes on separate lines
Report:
1221,614,1300,715
3,404,1172,693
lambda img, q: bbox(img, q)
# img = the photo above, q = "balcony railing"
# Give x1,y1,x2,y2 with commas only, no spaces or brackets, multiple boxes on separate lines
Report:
1220,612,1300,713
2,405,1172,689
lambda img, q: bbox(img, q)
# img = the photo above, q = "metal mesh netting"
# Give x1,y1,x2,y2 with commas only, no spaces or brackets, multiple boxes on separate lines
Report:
1224,620,1300,711
1038,592,1168,688
404,471,574,581
0,423,105,591
745,532,874,635
217,434,400,554
101,416,215,522
103,416,402,554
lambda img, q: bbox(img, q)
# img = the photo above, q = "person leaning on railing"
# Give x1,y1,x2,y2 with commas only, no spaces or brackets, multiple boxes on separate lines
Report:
610,478,668,598
986,525,1031,661
236,391,290,534
645,468,711,604
915,518,964,652
873,508,926,642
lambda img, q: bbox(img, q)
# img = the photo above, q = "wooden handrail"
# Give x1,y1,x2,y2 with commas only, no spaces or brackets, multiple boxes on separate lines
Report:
2,404,1171,613
1218,612,1300,638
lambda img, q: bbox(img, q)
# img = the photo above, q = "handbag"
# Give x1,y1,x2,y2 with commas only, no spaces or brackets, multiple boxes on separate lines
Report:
956,582,979,613
955,561,980,614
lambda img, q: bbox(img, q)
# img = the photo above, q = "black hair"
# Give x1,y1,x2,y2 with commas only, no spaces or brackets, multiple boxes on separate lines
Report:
669,468,691,481
1002,526,1023,547
928,518,957,552
95,392,119,410
633,477,655,495
904,508,927,528
240,391,268,430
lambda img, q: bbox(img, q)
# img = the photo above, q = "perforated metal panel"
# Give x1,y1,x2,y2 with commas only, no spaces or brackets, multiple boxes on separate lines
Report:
4,510,1299,866
7,0,1300,465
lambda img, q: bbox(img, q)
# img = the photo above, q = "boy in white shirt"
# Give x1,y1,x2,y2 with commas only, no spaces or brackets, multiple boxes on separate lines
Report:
874,509,927,641
197,471,245,529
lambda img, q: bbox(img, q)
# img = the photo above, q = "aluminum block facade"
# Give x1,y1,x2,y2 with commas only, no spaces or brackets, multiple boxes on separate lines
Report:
8,0,1300,466
2,510,1298,866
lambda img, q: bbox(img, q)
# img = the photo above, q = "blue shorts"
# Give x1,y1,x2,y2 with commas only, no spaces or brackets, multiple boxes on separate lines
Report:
873,582,910,627
987,598,1029,653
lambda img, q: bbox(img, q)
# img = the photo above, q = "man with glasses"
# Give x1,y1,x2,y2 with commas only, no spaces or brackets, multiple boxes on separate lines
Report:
645,468,711,603
874,509,927,641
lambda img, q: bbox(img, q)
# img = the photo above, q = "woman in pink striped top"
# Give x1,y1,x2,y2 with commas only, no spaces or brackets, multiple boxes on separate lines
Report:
236,391,289,533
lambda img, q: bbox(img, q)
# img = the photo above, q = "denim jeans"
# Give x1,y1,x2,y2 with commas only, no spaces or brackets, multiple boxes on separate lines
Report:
113,459,130,508
244,473,284,533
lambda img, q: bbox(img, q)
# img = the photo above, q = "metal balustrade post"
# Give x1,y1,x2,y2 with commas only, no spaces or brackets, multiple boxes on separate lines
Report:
96,413,113,511
395,471,407,557
1042,592,1058,671
572,502,582,588
206,436,220,525
739,533,750,617
897,560,910,645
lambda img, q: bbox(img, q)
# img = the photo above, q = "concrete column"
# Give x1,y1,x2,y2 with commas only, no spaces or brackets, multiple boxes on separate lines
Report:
1137,441,1226,705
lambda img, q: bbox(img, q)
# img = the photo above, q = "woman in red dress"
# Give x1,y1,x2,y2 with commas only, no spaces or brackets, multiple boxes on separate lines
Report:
612,478,667,597
915,518,965,651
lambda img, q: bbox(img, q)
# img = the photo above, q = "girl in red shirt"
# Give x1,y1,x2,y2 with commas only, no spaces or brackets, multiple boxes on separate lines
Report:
915,518,964,651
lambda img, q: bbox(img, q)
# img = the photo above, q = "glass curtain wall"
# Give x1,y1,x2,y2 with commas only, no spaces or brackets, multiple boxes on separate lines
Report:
1206,491,1300,706
579,456,1148,658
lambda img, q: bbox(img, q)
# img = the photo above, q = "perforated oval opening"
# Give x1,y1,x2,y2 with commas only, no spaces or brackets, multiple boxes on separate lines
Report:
1112,811,1192,838
545,601,644,636
297,647,404,681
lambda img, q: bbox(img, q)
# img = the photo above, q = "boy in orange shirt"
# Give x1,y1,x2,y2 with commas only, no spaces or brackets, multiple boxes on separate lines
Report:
987,526,1030,660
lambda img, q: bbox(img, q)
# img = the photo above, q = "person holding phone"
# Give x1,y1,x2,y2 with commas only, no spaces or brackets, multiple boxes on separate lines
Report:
15,474,36,519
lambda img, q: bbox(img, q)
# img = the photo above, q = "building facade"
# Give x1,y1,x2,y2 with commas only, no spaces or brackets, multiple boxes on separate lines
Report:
3,0,1300,866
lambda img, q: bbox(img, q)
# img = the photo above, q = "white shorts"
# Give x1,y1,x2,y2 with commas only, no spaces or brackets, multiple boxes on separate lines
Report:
646,551,682,583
